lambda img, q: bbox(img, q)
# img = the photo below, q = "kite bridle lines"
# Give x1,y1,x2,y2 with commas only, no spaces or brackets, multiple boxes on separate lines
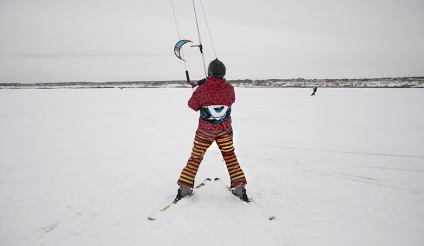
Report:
171,0,217,84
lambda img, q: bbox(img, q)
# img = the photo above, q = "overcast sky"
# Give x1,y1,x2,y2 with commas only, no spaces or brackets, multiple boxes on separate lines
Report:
0,0,423,83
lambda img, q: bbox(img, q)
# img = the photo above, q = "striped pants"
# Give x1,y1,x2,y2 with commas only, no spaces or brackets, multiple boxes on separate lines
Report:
177,127,247,189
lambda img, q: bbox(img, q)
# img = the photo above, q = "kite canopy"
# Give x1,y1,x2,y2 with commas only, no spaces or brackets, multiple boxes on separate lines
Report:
174,39,192,61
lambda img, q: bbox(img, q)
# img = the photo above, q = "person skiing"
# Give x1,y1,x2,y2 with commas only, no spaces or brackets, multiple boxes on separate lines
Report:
311,87,318,96
176,59,249,202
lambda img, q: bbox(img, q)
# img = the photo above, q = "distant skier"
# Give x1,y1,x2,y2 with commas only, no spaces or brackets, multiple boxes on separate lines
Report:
176,59,249,202
311,87,318,96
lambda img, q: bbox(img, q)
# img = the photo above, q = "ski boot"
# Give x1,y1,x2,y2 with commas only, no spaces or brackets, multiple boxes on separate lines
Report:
232,185,250,203
174,185,193,203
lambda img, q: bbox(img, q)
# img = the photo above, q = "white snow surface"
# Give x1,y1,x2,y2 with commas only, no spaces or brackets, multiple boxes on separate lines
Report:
1,88,424,246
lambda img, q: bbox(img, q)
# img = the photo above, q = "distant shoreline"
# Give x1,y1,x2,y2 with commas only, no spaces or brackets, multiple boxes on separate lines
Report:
1,77,423,89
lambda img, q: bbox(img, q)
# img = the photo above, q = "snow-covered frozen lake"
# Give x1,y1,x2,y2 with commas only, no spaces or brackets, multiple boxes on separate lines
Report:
1,88,423,246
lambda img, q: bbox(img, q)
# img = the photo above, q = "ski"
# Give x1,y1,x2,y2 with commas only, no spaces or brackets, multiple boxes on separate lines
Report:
147,178,211,220
214,178,276,220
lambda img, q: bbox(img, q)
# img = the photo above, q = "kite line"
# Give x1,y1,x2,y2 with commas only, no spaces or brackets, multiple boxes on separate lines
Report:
171,0,217,85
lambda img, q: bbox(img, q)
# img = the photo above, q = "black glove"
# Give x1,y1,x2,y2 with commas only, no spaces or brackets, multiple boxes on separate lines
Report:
197,78,206,86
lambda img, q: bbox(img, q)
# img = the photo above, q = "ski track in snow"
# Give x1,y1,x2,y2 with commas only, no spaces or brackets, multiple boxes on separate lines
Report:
1,88,424,246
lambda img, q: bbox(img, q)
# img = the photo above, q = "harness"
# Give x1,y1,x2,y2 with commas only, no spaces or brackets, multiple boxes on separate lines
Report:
200,105,231,124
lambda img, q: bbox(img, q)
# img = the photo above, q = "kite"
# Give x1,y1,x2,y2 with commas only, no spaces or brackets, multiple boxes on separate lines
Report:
174,39,193,62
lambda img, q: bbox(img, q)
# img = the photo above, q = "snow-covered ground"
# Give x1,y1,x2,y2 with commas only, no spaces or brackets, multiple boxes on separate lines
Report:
1,88,423,246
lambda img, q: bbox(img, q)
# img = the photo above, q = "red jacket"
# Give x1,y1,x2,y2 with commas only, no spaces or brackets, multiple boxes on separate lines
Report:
188,77,235,131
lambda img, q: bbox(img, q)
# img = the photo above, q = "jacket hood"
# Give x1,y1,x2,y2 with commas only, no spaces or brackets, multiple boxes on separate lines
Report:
205,77,227,90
